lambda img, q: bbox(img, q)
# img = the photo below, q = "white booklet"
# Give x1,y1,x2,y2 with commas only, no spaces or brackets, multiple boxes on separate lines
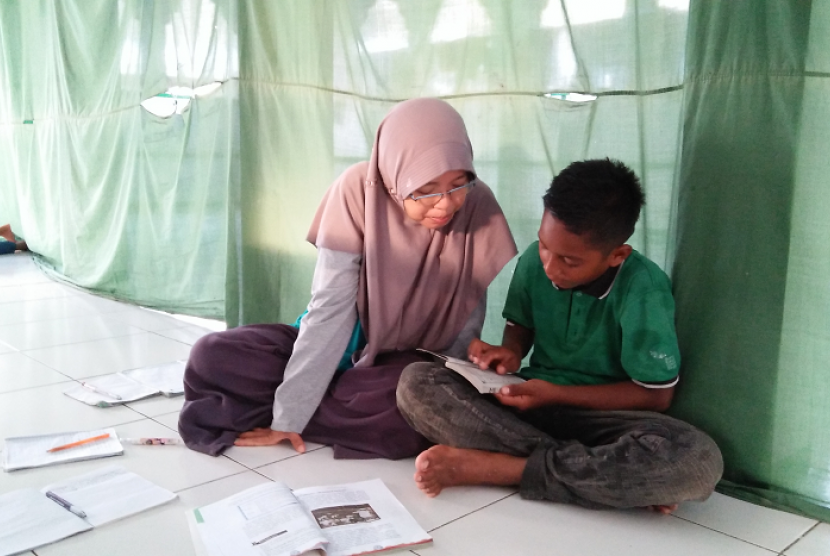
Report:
3,428,123,472
417,349,525,394
187,479,432,556
63,360,186,407
0,465,177,556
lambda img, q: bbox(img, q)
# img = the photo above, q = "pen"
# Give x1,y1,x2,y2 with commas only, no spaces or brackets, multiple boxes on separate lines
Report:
252,530,287,546
47,433,111,453
120,437,182,445
45,490,87,518
80,381,123,400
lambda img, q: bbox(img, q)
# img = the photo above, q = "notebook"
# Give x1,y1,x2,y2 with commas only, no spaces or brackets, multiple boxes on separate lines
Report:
0,465,176,556
2,428,123,472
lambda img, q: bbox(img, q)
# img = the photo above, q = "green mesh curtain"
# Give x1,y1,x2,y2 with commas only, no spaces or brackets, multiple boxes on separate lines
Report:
231,0,689,337
0,0,236,317
669,1,830,521
1,0,829,521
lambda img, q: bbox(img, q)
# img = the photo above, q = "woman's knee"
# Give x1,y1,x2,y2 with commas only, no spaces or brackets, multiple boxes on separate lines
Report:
186,331,238,383
189,332,223,362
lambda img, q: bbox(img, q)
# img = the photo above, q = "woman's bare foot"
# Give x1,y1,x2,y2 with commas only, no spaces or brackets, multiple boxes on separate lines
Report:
413,445,527,497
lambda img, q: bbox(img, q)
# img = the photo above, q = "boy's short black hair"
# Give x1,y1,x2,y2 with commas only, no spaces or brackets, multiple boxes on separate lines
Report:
543,158,645,250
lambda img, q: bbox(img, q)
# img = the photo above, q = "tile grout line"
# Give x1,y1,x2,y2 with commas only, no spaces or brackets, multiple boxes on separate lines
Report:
671,513,795,554
778,520,821,554
11,328,145,353
173,468,253,495
425,490,520,534
146,329,201,347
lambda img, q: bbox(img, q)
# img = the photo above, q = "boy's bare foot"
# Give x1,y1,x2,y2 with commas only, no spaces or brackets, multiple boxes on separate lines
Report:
413,445,526,497
646,504,679,515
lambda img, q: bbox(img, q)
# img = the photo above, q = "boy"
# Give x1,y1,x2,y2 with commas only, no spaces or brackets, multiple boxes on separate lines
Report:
396,159,722,512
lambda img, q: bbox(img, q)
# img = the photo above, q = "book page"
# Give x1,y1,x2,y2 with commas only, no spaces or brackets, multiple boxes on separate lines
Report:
416,348,525,394
63,373,160,406
121,360,186,396
2,428,123,472
0,488,91,556
190,482,328,556
41,464,177,527
444,361,526,394
294,479,431,556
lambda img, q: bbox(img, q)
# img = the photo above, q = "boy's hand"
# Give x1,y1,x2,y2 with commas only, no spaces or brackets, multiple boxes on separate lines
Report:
468,338,521,375
494,379,558,410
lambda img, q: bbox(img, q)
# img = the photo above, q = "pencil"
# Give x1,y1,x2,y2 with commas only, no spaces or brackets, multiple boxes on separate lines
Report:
47,433,111,453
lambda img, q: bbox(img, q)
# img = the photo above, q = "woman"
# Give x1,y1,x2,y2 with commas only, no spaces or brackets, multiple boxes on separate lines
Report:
179,98,516,458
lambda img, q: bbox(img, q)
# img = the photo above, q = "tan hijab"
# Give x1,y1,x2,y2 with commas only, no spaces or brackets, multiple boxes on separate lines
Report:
307,98,516,366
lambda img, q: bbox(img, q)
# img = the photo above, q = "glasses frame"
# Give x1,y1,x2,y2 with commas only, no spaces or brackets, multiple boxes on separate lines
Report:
408,180,476,205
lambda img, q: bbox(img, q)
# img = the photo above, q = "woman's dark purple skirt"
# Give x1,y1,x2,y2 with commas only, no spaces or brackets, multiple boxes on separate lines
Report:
178,324,432,459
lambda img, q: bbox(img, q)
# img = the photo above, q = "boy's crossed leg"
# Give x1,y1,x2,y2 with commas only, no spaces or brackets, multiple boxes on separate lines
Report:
397,362,722,512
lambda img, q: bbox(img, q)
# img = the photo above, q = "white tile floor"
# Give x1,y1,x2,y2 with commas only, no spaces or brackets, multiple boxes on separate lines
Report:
1,251,828,556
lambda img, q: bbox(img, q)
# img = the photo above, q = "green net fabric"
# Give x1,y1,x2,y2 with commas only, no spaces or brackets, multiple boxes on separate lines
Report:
2,0,829,521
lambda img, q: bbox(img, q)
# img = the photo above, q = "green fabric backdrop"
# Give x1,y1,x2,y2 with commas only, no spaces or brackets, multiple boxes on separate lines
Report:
1,0,829,521
0,0,235,317
670,0,830,520
229,0,688,340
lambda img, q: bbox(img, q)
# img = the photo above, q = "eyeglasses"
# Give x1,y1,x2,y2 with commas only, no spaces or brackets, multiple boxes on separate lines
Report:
408,181,476,207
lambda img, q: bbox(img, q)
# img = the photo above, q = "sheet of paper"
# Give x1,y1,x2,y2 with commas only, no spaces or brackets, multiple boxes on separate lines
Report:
63,373,160,406
294,479,432,556
0,487,91,556
42,464,177,527
2,428,123,472
191,482,328,556
121,360,186,396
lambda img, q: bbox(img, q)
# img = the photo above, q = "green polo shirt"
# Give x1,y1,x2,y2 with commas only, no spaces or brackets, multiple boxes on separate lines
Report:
503,242,680,387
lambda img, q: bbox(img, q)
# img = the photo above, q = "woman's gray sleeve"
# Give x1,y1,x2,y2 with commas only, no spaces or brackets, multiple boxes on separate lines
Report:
441,292,487,359
271,248,361,433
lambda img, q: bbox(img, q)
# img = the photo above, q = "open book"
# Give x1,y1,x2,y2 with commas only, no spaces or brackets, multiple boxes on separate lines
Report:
417,349,525,394
3,428,123,472
63,360,186,407
187,478,431,556
0,465,177,556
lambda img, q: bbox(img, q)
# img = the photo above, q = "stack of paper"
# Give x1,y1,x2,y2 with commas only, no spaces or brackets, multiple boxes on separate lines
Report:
63,360,186,407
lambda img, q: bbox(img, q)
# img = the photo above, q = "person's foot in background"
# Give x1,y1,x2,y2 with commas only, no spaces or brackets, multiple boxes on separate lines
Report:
0,223,28,252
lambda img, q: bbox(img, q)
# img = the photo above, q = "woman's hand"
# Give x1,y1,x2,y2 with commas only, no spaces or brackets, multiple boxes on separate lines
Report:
234,428,306,453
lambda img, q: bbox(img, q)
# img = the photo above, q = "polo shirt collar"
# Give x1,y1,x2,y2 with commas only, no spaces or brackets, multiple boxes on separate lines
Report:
551,260,624,299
